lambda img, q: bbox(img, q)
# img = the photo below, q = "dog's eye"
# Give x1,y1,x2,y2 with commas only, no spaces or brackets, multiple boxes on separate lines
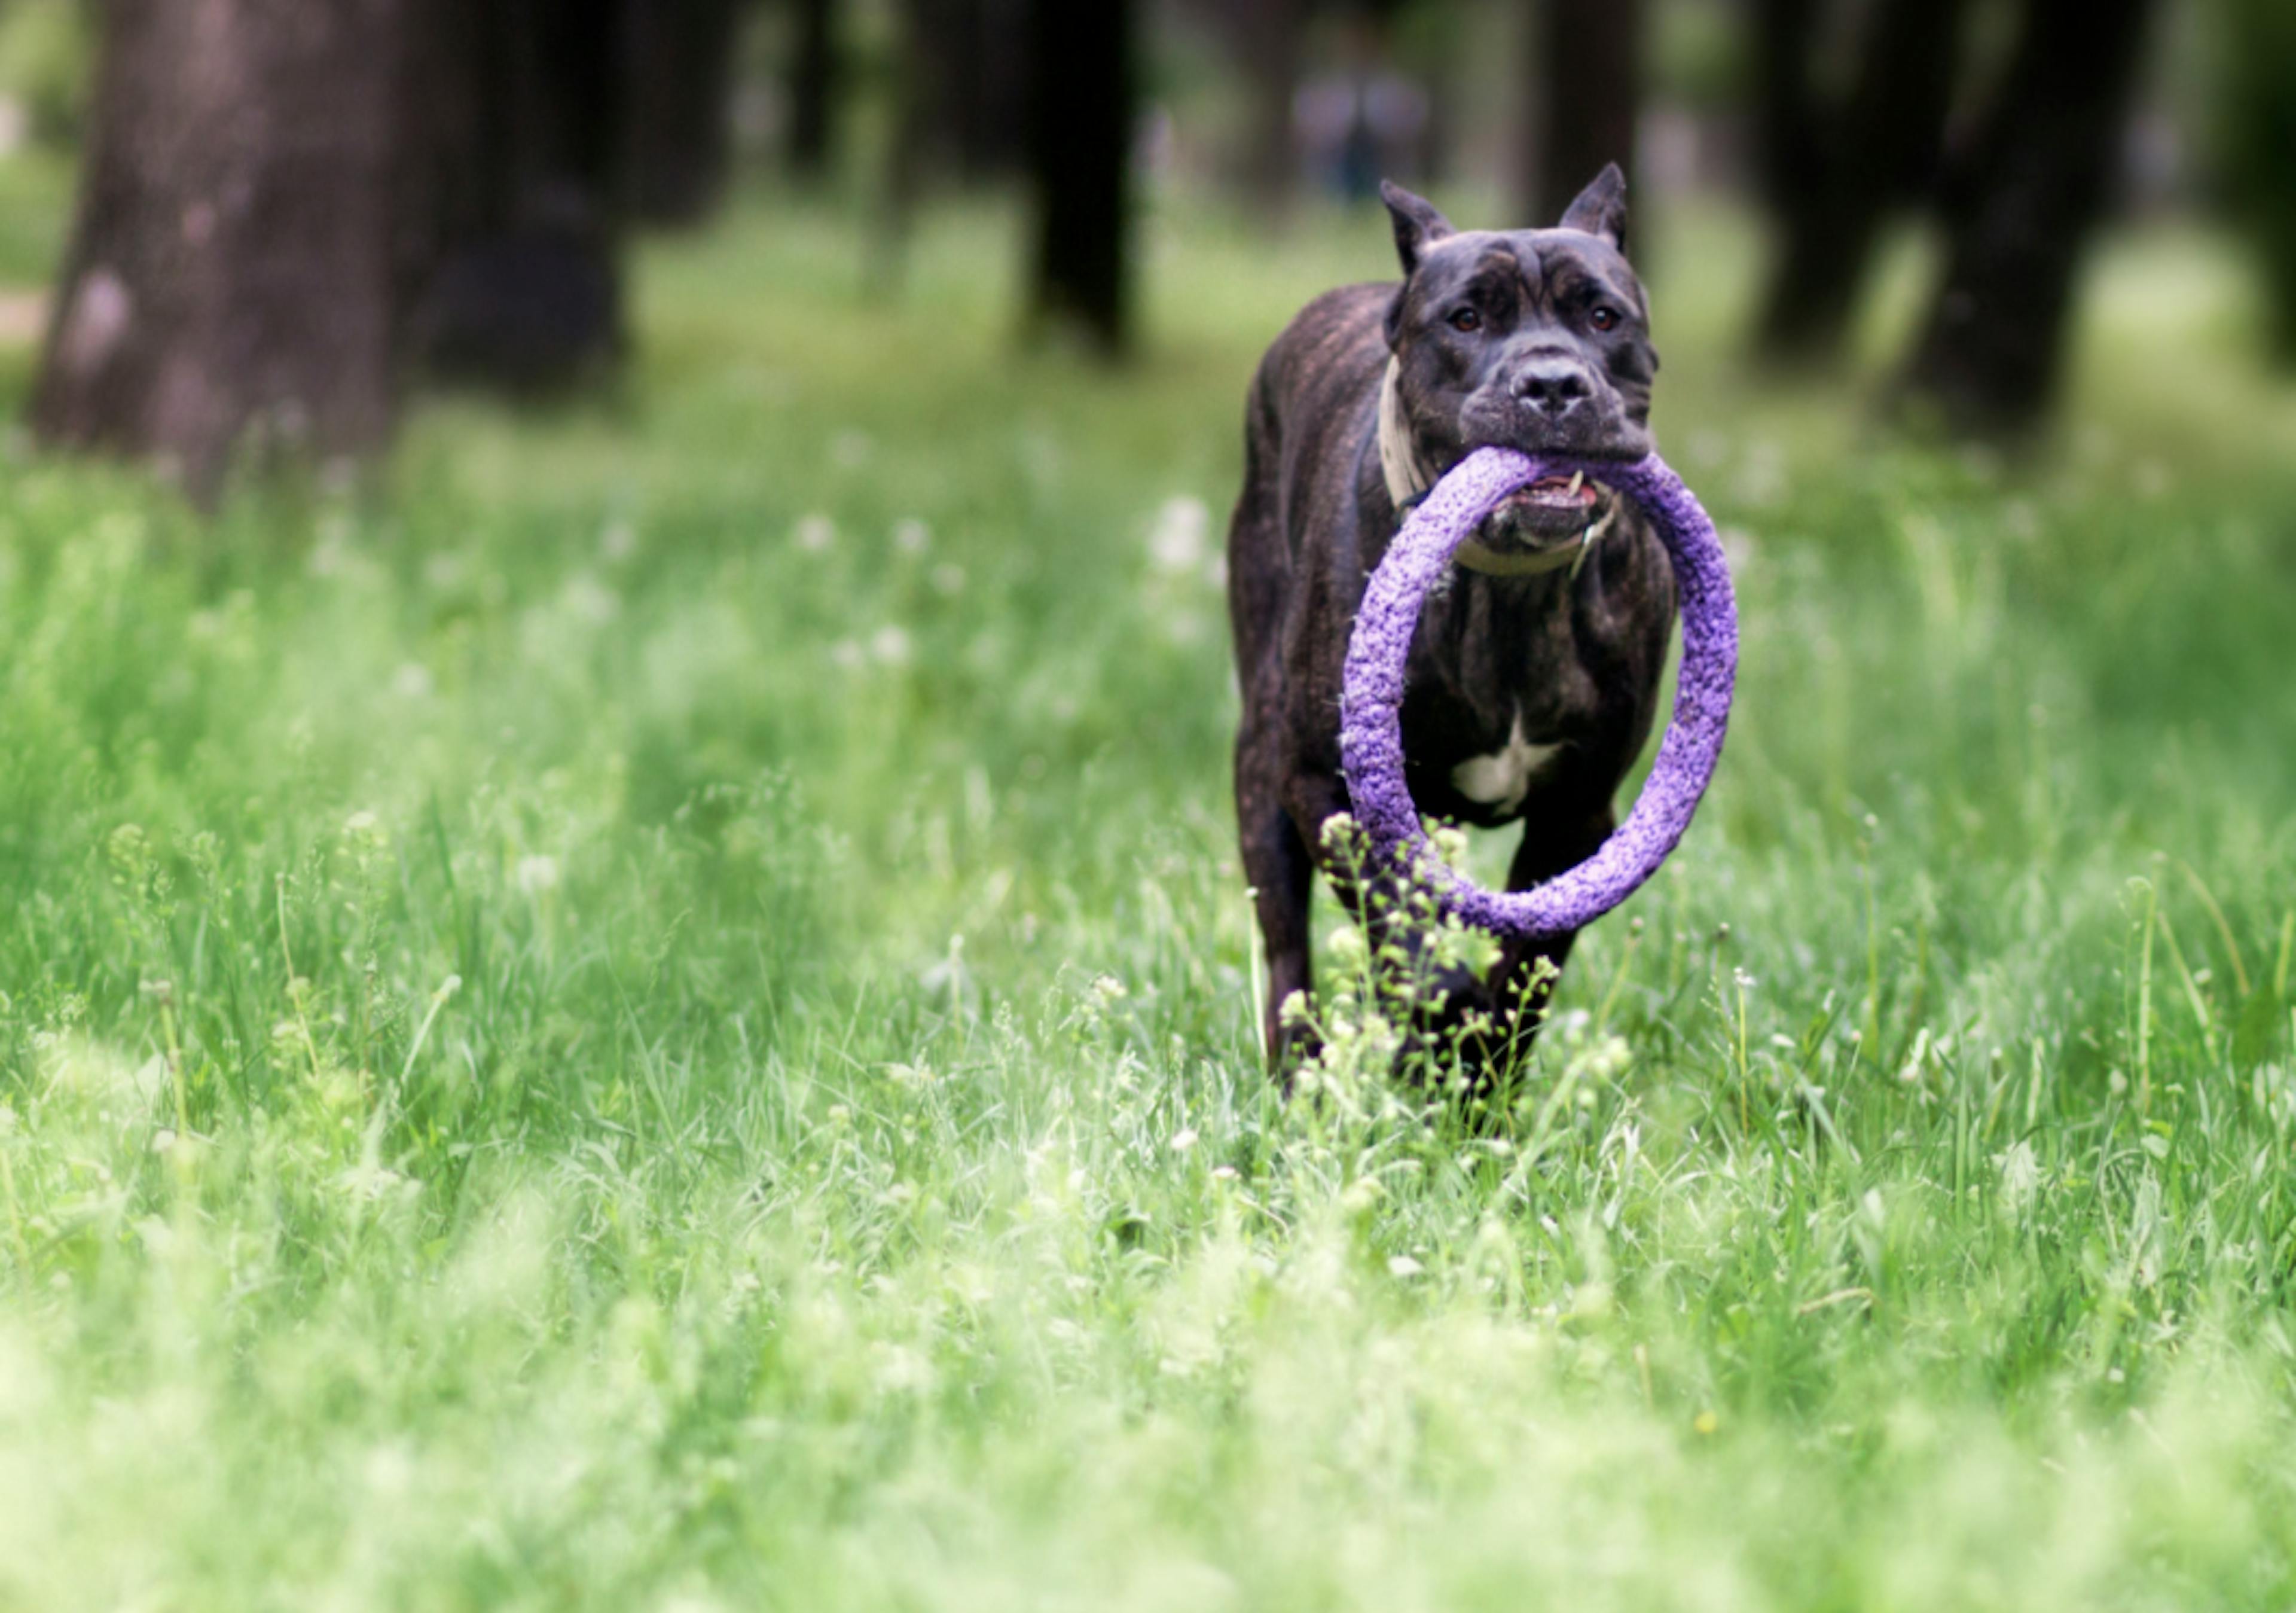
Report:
1589,305,1621,333
1446,307,1482,334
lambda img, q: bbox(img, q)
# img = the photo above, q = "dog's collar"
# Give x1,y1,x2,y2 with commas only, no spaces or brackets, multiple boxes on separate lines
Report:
1377,356,1435,509
1458,522,1610,576
1379,357,1614,579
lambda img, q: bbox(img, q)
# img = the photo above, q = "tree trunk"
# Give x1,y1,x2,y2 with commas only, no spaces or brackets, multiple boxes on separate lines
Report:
1024,0,1134,353
1525,0,1642,228
899,0,1027,184
625,0,746,226
950,0,1028,180
1750,0,1824,221
1753,0,1969,365
2219,0,2296,363
787,0,838,181
1241,14,1300,211
32,0,404,499
1900,0,2155,435
1193,0,1304,211
402,0,628,390
522,0,627,200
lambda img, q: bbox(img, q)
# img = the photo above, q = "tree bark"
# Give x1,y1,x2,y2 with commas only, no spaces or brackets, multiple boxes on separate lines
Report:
2219,0,2296,363
1525,0,1642,228
1213,0,1305,211
1750,0,1824,221
401,0,628,389
787,0,838,181
1024,0,1134,353
1900,0,2155,435
899,0,1027,184
1241,3,1302,209
625,0,746,226
1752,0,1969,365
32,0,405,499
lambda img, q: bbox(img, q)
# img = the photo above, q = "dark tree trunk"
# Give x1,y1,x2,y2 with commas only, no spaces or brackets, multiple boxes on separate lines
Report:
523,0,627,198
32,0,405,500
1241,11,1301,210
1750,0,1823,221
1024,0,1134,353
394,0,495,330
875,0,1020,300
625,0,746,226
1193,0,1304,210
787,0,839,181
949,0,1028,179
402,0,628,389
1525,0,1642,228
1753,0,1969,365
2220,0,2296,363
899,0,1027,184
1900,0,2155,435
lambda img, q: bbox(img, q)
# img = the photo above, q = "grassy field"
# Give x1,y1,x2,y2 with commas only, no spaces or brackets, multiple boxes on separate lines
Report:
4,176,2296,1609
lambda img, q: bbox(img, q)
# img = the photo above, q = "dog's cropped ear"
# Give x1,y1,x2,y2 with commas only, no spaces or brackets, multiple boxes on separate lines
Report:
1558,163,1629,254
1381,180,1454,277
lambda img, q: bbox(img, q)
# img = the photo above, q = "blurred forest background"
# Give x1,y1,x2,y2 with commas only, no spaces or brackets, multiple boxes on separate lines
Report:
0,0,2291,496
11,8,2296,1606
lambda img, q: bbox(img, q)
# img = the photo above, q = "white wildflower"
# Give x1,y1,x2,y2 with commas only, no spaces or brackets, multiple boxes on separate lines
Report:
1147,496,1209,574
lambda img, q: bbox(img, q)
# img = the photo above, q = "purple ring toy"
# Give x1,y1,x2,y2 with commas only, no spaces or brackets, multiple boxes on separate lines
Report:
1339,447,1736,940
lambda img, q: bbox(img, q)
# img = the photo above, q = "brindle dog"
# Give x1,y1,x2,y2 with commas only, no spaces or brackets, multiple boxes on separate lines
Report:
1226,166,1677,1074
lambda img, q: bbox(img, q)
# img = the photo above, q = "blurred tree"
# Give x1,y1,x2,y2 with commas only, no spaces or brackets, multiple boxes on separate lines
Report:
1752,0,1969,365
32,0,404,498
402,0,627,389
32,0,758,494
900,0,1026,184
1238,0,1307,209
2218,0,2296,362
1394,1,1464,193
1525,0,1641,227
626,0,750,224
787,0,839,180
1183,0,1307,212
0,0,93,147
871,0,1026,301
1901,0,2155,435
1024,0,1134,352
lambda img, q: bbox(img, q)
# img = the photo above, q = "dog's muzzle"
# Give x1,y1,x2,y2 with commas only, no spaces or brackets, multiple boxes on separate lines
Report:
1381,359,1626,575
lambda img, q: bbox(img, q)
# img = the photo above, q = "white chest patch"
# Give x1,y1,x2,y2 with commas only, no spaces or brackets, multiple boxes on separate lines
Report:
1450,713,1562,816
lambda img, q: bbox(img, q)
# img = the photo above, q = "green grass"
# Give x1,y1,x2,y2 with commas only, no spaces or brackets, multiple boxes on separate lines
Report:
0,142,69,287
4,178,2296,1609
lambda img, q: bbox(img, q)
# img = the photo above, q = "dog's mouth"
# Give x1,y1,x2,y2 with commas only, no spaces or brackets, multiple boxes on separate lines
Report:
1474,472,1616,550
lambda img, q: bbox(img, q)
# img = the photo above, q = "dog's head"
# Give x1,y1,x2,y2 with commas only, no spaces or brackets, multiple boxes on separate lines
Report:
1378,166,1657,556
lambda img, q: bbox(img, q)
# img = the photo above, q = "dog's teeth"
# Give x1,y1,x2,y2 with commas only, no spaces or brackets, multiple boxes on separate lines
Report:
1566,471,1584,498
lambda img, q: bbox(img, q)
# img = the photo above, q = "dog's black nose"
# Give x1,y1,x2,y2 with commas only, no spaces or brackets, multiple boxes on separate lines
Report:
1512,358,1592,417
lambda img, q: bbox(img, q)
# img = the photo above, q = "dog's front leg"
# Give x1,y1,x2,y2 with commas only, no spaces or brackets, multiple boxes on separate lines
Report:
1236,706,1320,1071
1284,773,1506,1084
1480,803,1618,1062
1241,804,1315,1072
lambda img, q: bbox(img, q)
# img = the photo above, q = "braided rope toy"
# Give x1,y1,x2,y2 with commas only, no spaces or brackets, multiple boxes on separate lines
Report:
1339,447,1737,940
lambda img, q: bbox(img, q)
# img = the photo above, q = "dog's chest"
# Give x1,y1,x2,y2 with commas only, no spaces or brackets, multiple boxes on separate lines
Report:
1449,711,1563,815
1395,577,1610,824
